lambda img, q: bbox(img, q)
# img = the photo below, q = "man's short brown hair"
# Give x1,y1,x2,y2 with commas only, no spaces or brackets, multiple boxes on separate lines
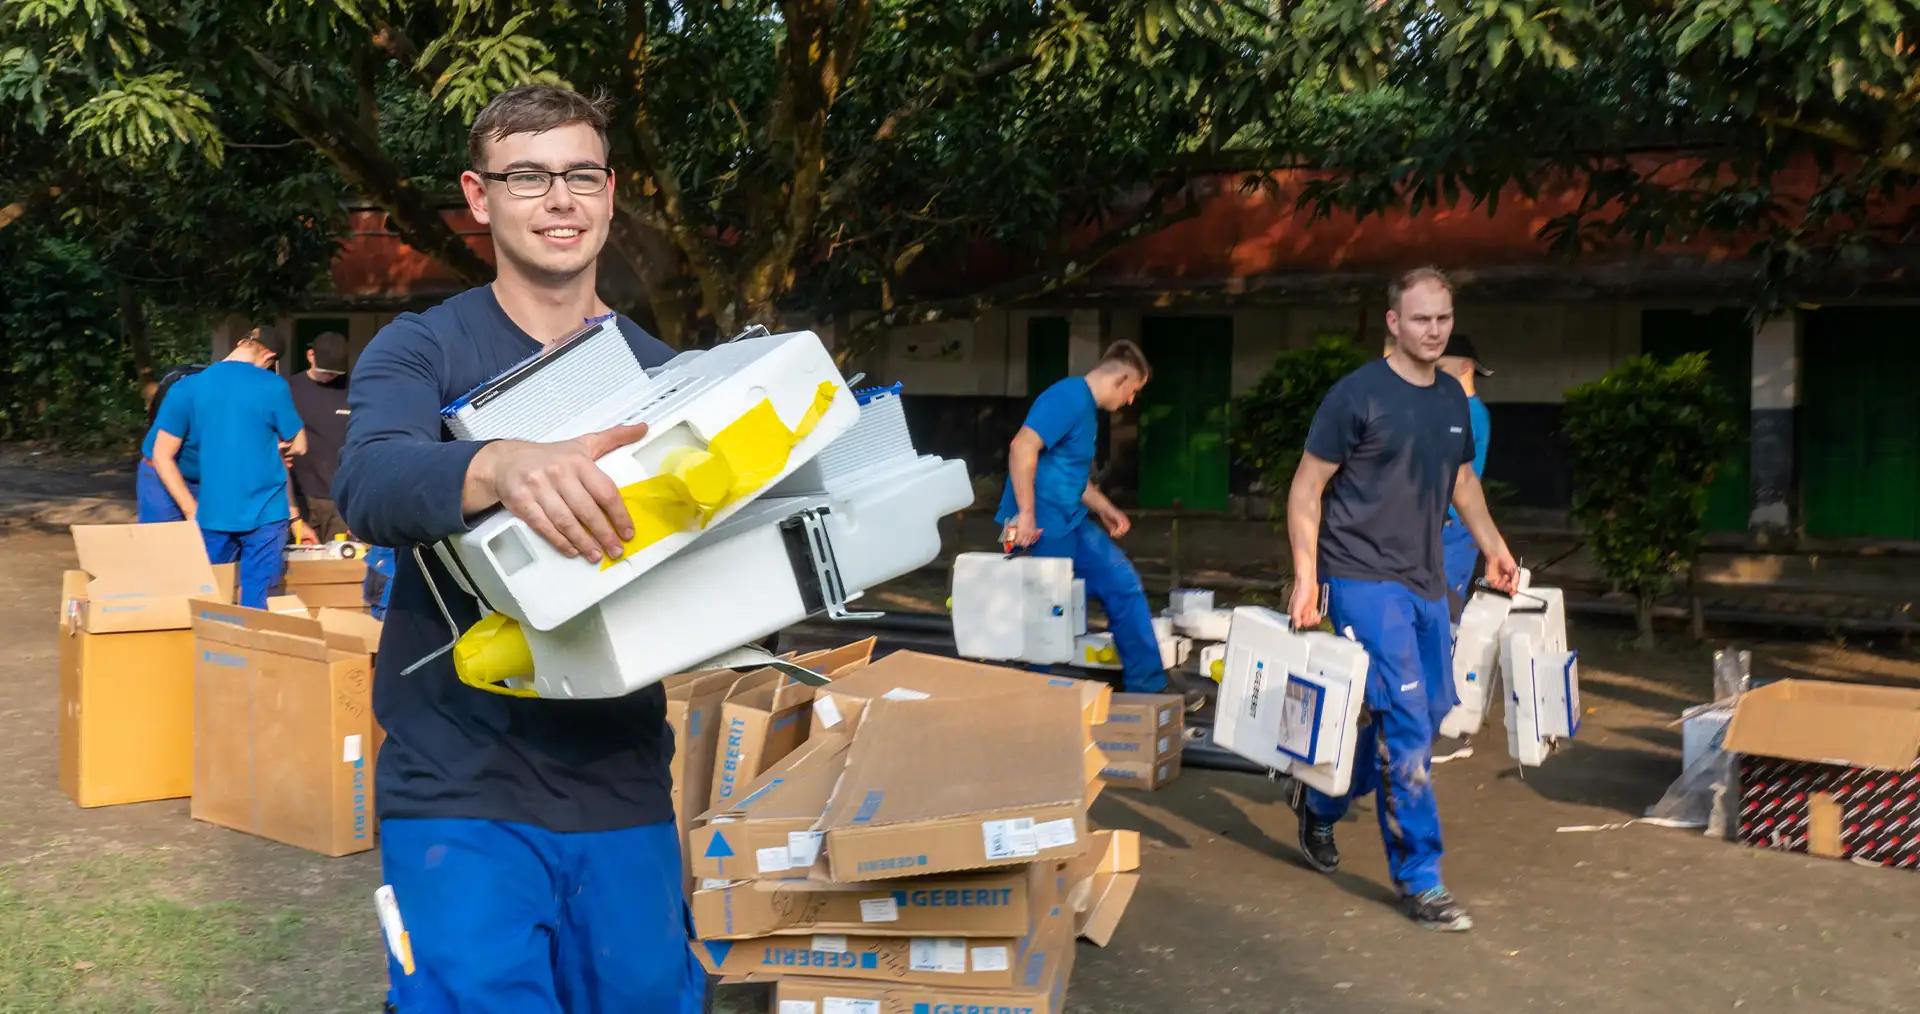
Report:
1388,266,1454,311
468,84,611,169
1100,339,1151,381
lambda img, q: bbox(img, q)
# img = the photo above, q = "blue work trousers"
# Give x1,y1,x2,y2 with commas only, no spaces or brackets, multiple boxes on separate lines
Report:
136,460,198,524
200,520,289,609
1441,518,1480,621
1303,577,1455,895
1032,521,1168,693
379,817,706,1014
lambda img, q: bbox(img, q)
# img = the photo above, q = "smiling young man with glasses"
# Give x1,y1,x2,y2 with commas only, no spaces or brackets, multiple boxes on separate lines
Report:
334,85,704,1014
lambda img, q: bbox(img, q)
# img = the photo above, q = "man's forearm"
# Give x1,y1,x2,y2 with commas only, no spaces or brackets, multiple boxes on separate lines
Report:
1286,483,1321,586
1452,471,1508,558
154,455,195,515
462,441,506,516
1009,448,1039,516
1081,481,1115,514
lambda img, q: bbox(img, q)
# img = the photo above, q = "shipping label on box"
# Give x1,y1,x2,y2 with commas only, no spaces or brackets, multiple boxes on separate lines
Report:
819,696,1092,882
692,865,1036,940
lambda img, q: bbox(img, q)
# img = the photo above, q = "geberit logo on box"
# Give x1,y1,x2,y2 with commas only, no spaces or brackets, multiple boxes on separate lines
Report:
912,1003,1035,1014
891,886,1015,908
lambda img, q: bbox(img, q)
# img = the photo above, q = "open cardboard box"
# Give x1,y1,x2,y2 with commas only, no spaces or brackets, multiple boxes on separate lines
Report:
189,601,382,857
59,523,236,807
690,733,853,882
809,651,1111,737
1724,678,1920,867
709,639,874,813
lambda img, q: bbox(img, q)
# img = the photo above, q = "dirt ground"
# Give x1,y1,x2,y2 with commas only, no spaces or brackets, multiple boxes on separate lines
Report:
8,515,1920,1013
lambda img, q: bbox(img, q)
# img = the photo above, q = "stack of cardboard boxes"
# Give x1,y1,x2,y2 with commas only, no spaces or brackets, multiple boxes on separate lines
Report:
58,522,385,858
1092,692,1186,791
672,649,1142,1013
277,556,371,615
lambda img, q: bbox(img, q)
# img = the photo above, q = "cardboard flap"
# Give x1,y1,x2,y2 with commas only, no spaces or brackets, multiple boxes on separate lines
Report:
1723,679,1920,771
815,651,1111,732
821,695,1086,830
699,733,851,822
789,637,877,677
73,522,219,600
1075,872,1139,947
267,595,311,616
316,608,384,653
190,600,335,663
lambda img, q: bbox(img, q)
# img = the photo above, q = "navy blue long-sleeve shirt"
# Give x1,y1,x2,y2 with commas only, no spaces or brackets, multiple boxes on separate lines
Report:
333,285,678,832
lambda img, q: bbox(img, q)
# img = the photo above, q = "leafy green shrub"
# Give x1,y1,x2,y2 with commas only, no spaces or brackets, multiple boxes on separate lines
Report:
1230,335,1372,510
1563,353,1739,648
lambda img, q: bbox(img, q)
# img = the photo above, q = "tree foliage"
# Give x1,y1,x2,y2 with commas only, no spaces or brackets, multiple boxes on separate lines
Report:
1563,352,1739,649
1230,335,1373,511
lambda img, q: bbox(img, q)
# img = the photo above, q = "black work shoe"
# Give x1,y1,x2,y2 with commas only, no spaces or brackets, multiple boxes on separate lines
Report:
1290,780,1340,873
1161,671,1208,714
1399,887,1475,932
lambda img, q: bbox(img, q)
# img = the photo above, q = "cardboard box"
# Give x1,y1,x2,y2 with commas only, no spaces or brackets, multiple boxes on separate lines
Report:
280,558,367,588
190,601,380,856
1099,752,1181,792
809,651,1112,738
668,667,743,855
279,582,369,609
692,865,1037,940
1725,679,1920,869
690,734,853,882
58,525,236,807
819,695,1092,882
1095,692,1184,761
701,900,1068,990
767,906,1075,1012
710,640,875,813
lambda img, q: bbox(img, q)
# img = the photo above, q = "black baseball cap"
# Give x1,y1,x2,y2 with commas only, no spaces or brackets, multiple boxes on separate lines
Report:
309,331,350,373
1443,333,1493,376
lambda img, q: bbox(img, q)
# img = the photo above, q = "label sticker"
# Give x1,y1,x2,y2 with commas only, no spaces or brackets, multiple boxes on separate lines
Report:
881,687,931,702
699,878,734,891
813,934,848,954
822,1000,879,1014
1034,817,1079,850
909,938,967,974
756,846,793,873
982,818,1038,860
859,897,900,923
343,734,363,763
778,1002,817,1014
1158,709,1172,727
1158,736,1171,755
787,831,823,868
815,695,844,729
970,945,1010,972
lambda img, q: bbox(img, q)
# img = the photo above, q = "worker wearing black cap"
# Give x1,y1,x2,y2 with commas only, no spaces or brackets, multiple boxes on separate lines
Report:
288,331,353,542
1437,332,1493,620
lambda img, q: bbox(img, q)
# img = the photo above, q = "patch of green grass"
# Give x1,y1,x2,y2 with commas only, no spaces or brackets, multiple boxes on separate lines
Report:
0,859,306,1014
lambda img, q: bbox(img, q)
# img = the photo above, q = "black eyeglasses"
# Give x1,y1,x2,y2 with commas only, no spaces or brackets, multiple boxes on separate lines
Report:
477,167,613,198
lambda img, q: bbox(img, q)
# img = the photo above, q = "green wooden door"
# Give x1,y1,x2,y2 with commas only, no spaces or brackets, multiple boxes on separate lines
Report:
1802,308,1920,539
1641,309,1752,532
1137,316,1232,510
1026,316,1069,395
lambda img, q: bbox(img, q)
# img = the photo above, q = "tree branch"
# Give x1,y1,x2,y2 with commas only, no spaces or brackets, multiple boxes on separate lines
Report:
246,46,492,286
836,174,1203,360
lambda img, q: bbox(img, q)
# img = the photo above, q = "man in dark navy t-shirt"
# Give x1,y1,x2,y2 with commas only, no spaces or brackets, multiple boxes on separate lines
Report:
334,85,703,1013
1284,267,1519,933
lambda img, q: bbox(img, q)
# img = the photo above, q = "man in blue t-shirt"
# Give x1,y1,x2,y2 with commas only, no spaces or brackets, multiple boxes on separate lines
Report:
137,366,206,523
333,85,703,1014
149,325,306,608
1285,267,1519,933
999,341,1198,707
1438,332,1494,621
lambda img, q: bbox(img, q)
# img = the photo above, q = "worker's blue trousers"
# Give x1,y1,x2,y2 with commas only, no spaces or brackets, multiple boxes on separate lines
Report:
1441,518,1480,619
1303,577,1455,895
379,817,706,1014
199,521,288,610
135,460,197,524
1032,521,1168,693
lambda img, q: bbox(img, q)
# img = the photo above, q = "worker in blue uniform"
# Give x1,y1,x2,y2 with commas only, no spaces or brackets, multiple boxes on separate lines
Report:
1438,332,1494,621
998,341,1201,710
1285,267,1519,931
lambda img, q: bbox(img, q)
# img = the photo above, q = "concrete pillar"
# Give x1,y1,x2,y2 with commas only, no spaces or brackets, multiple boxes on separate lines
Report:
1749,314,1800,536
1067,309,1104,374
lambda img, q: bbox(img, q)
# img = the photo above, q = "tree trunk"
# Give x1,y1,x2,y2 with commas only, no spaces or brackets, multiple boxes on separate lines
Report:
1635,589,1657,651
119,281,157,406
